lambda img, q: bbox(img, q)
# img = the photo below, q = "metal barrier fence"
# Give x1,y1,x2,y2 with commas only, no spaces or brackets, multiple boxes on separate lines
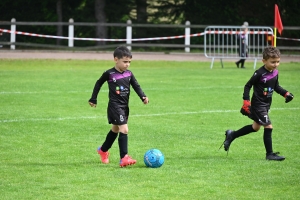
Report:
0,19,206,52
1,20,299,64
204,26,273,69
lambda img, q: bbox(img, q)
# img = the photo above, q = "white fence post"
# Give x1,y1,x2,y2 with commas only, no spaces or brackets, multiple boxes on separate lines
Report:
126,20,132,50
10,18,16,50
185,21,190,52
68,18,74,47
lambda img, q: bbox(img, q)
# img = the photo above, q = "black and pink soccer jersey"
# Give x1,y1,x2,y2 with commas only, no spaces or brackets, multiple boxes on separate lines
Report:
89,67,146,107
243,66,287,108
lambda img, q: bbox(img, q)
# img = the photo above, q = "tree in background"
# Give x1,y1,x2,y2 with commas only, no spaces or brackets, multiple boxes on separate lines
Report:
135,0,148,38
0,0,299,47
95,0,106,45
56,0,63,45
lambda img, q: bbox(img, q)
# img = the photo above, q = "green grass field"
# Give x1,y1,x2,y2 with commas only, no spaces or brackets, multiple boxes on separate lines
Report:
1,58,300,199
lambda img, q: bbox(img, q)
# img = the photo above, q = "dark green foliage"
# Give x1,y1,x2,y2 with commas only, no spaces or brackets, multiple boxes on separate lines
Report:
0,0,299,48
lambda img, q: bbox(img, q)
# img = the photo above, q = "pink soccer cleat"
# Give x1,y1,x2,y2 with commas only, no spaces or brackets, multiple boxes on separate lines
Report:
119,154,136,167
97,147,109,164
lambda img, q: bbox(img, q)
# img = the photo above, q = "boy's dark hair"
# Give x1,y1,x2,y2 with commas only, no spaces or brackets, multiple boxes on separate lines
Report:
113,46,132,59
263,46,280,60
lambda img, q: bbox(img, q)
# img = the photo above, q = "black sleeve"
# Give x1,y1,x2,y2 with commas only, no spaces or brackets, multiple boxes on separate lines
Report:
88,71,108,104
130,73,146,102
274,76,288,97
243,71,259,100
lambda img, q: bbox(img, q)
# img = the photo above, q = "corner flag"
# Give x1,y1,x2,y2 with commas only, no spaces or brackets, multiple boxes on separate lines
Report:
275,4,283,35
274,4,283,47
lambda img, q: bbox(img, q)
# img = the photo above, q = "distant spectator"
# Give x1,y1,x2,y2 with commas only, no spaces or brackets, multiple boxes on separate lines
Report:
235,22,249,68
0,31,2,48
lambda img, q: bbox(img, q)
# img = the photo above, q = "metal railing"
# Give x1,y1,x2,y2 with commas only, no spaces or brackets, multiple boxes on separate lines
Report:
204,26,274,69
0,19,299,53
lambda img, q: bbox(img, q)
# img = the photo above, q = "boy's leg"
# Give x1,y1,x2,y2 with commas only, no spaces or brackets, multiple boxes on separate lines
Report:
240,59,246,68
234,123,258,138
264,127,285,161
235,59,241,68
222,124,257,151
263,128,273,155
118,124,136,167
97,128,118,164
118,132,128,158
100,129,118,152
118,124,129,158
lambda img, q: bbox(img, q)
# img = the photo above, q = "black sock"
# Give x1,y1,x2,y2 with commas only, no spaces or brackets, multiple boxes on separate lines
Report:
263,128,273,155
232,124,256,140
100,130,118,152
118,132,128,159
241,59,245,67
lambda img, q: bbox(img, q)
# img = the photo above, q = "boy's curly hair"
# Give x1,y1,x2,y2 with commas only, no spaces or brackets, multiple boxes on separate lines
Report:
263,46,280,60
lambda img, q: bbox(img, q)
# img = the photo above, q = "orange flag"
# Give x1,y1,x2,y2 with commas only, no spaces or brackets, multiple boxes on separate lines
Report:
274,4,283,35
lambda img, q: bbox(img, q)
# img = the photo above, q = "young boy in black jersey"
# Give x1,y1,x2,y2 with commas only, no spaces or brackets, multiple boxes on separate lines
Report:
221,46,294,161
88,46,149,167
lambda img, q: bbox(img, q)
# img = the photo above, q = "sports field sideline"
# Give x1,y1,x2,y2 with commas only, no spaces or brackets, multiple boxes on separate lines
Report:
1,50,300,62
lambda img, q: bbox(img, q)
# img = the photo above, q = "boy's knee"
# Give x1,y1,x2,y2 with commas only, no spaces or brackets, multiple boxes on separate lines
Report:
252,123,260,132
118,125,129,134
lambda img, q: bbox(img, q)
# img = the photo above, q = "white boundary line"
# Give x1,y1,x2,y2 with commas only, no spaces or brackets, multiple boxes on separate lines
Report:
0,107,298,123
0,86,245,94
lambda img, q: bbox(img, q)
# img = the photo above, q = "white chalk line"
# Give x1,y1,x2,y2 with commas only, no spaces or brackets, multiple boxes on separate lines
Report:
0,107,298,123
0,86,244,94
1,85,297,95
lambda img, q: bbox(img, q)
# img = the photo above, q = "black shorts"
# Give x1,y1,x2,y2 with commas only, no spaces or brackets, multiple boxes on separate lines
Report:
248,106,271,126
107,105,129,125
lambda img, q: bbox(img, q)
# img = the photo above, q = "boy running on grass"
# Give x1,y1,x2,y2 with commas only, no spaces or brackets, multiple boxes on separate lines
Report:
220,46,294,161
88,46,149,167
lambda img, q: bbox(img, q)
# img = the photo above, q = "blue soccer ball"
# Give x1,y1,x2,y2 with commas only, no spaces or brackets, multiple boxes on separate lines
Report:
144,149,164,168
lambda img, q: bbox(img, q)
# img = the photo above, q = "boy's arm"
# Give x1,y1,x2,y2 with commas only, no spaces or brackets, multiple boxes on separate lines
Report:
130,74,148,103
88,72,108,106
243,72,258,100
243,81,252,101
241,80,252,116
274,78,294,103
274,78,288,97
241,72,258,116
